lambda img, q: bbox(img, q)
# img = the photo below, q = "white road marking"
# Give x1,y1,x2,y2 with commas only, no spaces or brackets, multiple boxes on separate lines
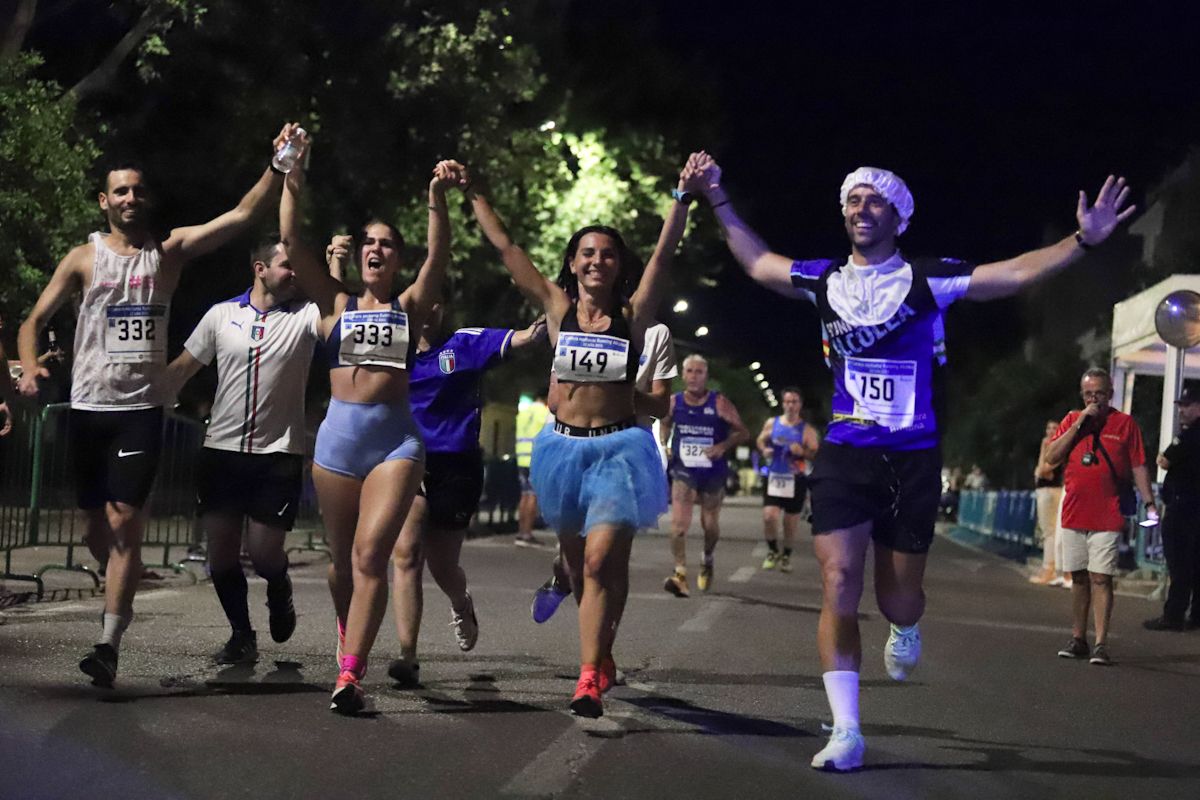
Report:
500,718,605,796
680,599,728,632
1,588,184,619
728,566,756,584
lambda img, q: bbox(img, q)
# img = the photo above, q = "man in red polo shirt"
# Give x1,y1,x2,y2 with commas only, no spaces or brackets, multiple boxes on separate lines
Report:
1044,367,1158,666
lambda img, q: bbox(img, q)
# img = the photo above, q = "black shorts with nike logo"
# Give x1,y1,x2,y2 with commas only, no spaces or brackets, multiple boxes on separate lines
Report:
195,448,303,530
70,407,164,509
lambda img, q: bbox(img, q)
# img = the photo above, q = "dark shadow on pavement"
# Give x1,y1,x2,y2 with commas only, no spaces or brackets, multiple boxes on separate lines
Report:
619,691,814,739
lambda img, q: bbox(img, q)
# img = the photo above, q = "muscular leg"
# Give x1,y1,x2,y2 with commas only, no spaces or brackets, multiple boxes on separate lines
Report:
669,480,696,570
313,464,361,627
83,509,112,572
763,504,781,545
205,512,252,634
244,520,287,578
560,532,585,606
1090,572,1114,644
576,525,634,667
103,501,146,619
812,522,872,671
342,458,423,668
873,544,929,627
1070,569,1091,639
782,511,800,551
391,495,426,662
424,524,469,610
698,488,724,561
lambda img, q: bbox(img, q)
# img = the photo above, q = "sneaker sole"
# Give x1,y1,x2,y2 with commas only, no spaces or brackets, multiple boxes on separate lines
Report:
569,695,603,718
79,657,115,688
269,611,296,643
663,580,689,598
330,686,365,715
387,662,421,688
1089,658,1114,666
215,652,259,666
1057,651,1087,659
811,758,863,773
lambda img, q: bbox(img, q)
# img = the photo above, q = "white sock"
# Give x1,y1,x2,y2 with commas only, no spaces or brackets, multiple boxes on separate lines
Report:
822,670,860,731
100,612,131,652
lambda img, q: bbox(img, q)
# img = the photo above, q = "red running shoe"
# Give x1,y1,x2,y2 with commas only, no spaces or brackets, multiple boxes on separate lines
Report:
598,657,617,694
330,670,365,715
570,668,603,718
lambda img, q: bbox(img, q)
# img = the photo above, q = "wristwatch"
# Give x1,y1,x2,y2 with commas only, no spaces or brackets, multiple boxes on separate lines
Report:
671,188,694,205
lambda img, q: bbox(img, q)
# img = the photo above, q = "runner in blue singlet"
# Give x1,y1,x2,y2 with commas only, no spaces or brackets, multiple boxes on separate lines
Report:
697,155,1135,771
755,386,820,573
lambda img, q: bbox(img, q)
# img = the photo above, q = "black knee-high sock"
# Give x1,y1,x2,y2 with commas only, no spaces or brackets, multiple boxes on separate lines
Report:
766,539,779,553
783,547,793,557
211,568,252,633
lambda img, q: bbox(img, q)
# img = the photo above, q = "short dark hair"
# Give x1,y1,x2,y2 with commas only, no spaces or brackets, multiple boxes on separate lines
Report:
251,234,283,267
555,225,643,314
780,386,803,401
102,161,150,192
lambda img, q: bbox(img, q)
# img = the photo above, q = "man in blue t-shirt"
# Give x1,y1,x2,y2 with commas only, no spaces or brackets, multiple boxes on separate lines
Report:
695,157,1135,771
386,303,544,686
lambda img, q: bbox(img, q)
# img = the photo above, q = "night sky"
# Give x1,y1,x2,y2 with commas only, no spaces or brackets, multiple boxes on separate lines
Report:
562,1,1200,408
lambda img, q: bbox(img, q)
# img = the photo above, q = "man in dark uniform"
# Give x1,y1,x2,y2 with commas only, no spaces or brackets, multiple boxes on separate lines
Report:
1145,385,1200,631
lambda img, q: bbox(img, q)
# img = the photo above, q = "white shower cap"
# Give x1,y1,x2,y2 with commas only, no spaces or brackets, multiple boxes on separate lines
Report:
839,166,915,235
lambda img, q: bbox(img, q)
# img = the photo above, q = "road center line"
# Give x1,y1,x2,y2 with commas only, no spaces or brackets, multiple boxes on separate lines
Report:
727,566,756,584
680,599,728,632
500,719,604,797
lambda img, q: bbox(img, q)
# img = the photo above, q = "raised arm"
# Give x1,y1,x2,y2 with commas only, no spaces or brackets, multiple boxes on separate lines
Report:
161,123,294,266
466,174,567,320
696,155,797,297
509,316,548,351
326,234,353,283
399,160,457,318
629,152,703,325
17,246,86,397
965,176,1135,301
279,142,343,317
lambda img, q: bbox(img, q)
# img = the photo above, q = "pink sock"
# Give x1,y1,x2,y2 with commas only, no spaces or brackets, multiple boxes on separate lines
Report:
340,654,365,677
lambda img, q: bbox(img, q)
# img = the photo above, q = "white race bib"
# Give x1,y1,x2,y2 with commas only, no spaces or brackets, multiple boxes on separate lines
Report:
104,304,166,364
679,436,713,469
844,356,917,431
339,309,409,368
554,332,629,382
767,473,796,498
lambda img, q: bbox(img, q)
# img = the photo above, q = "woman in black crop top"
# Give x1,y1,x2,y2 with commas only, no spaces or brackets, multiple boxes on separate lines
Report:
280,134,463,715
465,154,709,717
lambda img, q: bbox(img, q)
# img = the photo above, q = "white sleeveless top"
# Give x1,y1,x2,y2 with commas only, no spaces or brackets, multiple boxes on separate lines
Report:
71,232,171,410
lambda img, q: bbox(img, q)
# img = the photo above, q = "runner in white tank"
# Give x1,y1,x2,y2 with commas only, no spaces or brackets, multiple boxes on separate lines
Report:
531,321,679,625
15,123,299,688
166,230,321,665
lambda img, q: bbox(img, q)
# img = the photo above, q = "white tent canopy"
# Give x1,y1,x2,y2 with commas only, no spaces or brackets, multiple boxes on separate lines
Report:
1111,274,1200,476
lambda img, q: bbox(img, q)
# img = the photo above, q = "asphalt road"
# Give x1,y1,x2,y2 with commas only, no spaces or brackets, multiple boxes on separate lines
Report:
2,501,1198,800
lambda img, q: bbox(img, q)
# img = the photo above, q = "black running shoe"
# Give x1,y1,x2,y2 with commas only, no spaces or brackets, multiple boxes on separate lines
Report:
1089,643,1114,666
79,643,118,687
214,630,259,664
387,659,421,688
1143,615,1185,632
266,574,296,643
1056,636,1089,659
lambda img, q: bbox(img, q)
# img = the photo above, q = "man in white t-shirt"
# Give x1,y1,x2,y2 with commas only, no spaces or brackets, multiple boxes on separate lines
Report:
530,321,678,623
165,234,320,664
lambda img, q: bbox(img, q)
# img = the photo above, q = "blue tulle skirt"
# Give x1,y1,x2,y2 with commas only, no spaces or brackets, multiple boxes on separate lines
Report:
530,425,668,534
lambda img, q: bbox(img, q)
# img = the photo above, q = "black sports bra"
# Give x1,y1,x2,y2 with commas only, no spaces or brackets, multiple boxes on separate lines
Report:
552,304,639,384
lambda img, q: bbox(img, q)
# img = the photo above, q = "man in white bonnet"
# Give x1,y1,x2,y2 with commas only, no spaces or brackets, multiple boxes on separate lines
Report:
686,157,1134,771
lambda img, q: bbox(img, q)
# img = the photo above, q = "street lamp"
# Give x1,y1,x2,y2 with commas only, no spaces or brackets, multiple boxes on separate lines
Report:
673,299,689,313
754,372,765,382
695,325,709,337
749,361,761,370
539,120,556,131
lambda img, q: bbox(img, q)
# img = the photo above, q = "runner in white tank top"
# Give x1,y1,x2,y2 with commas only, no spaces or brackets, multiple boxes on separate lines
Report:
15,122,299,688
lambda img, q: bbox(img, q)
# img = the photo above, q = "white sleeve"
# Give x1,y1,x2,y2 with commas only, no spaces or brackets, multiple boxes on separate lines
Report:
651,326,678,381
928,275,973,310
183,306,220,365
305,302,322,340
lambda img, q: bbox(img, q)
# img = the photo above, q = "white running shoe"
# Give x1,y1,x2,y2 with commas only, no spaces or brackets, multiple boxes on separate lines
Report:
810,726,865,771
884,623,921,681
450,592,479,652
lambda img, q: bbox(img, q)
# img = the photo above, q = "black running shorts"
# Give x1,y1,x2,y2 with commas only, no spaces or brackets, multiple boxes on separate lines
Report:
763,474,808,514
70,407,163,509
420,449,484,531
195,448,303,530
808,443,941,554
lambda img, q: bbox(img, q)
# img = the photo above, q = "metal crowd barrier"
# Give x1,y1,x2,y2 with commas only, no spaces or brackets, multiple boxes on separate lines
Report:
956,488,1166,573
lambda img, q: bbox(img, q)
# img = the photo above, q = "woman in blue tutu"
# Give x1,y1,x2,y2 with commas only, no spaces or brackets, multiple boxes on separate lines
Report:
464,154,707,716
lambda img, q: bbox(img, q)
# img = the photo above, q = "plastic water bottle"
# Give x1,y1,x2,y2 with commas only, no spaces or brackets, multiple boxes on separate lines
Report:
272,127,306,173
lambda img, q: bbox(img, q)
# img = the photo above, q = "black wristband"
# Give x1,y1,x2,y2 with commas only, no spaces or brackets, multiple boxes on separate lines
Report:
269,162,285,176
1073,230,1093,250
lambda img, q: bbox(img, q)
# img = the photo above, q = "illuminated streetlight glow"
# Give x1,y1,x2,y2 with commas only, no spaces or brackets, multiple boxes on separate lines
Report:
749,361,762,370
673,299,689,313
695,326,709,337
754,372,765,381
539,120,557,131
